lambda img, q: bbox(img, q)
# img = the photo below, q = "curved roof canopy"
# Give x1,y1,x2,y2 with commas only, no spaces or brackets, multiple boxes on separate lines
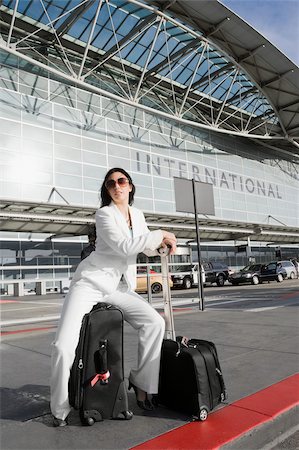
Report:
0,0,298,156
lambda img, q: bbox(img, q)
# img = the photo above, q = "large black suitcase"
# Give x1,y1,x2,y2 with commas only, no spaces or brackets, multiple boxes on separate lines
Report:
157,251,227,421
68,302,133,425
157,337,227,421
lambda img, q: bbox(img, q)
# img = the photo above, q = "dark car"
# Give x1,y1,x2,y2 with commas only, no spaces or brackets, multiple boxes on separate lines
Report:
203,262,229,287
229,264,262,285
260,261,288,283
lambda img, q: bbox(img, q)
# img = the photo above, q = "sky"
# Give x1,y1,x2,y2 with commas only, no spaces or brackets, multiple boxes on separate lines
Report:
220,0,299,66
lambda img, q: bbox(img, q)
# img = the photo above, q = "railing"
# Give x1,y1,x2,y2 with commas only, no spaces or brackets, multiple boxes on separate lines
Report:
0,278,71,296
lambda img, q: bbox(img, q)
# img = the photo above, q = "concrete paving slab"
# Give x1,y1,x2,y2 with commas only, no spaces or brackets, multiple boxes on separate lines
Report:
1,285,298,450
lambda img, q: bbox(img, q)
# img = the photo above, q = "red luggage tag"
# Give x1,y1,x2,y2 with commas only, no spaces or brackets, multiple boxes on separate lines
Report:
90,370,110,387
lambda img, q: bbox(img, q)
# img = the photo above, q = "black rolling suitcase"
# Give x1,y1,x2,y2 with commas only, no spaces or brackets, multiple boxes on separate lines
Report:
68,302,133,425
158,337,227,421
157,252,227,421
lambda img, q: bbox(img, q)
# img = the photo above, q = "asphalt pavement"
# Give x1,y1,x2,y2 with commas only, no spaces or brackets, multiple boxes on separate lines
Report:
1,280,299,449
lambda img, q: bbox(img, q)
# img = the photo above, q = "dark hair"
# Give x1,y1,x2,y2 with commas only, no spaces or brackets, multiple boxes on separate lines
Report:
100,168,136,207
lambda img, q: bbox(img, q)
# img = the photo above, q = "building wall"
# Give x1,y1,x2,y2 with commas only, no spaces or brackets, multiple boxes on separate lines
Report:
0,56,298,227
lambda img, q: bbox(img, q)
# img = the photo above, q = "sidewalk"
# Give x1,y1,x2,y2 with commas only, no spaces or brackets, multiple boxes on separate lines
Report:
1,291,299,449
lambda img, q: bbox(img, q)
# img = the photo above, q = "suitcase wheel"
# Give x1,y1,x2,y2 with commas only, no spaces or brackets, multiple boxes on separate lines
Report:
85,417,95,426
199,408,208,421
120,410,133,420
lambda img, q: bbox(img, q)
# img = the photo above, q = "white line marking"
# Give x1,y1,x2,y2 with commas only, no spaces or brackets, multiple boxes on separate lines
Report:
1,305,62,313
245,306,285,312
1,315,60,326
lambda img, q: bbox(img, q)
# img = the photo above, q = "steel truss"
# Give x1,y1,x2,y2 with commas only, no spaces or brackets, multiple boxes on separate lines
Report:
0,0,298,149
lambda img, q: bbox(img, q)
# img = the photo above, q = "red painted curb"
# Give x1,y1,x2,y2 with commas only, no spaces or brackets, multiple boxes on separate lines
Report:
1,325,56,335
131,373,299,450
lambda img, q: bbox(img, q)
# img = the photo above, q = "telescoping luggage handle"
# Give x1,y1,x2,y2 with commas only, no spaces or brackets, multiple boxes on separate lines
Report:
159,246,175,341
90,339,110,387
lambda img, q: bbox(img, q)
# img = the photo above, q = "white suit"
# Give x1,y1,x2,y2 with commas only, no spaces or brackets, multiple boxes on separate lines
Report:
50,203,165,420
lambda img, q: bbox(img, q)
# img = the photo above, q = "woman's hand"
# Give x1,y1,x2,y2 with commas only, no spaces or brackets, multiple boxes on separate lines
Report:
160,231,177,255
162,231,176,242
162,239,177,255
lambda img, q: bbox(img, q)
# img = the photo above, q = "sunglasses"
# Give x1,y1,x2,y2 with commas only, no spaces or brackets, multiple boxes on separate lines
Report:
105,177,129,189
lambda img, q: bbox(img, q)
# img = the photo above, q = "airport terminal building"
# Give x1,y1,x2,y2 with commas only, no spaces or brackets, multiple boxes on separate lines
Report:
0,0,298,290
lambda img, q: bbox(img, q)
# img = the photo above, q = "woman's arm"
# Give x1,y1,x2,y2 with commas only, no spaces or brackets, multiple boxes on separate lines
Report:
140,213,177,256
96,208,164,257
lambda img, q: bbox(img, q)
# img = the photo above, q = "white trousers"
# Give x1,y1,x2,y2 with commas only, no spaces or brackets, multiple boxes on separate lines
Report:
50,282,165,420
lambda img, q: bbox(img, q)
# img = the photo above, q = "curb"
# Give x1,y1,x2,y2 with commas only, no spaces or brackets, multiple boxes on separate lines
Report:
131,374,299,450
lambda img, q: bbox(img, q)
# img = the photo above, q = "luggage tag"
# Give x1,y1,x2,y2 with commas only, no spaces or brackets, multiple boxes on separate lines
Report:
91,340,110,387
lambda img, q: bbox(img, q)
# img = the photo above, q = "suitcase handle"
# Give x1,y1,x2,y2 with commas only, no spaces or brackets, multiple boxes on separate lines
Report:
91,340,110,387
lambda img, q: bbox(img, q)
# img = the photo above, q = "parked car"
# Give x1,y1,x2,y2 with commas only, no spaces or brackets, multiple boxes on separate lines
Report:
171,264,205,289
291,259,299,278
203,262,230,286
229,264,262,285
136,267,173,294
275,260,297,279
260,261,288,283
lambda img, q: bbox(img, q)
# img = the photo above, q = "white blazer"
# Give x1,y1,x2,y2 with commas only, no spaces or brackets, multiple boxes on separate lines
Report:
71,202,163,294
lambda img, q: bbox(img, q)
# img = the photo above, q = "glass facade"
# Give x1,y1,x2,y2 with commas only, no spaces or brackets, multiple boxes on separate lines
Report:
0,52,298,290
0,57,298,226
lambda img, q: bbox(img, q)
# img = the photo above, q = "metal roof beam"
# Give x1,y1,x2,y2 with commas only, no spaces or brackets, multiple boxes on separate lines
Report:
143,38,201,80
205,17,230,37
82,12,158,79
260,69,295,88
190,62,233,90
191,46,265,91
55,0,97,38
278,99,299,111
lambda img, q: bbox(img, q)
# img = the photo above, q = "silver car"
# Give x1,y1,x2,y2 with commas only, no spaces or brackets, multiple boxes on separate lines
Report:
276,260,297,279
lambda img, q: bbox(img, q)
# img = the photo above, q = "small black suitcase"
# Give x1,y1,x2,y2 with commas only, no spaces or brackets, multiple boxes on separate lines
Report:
157,337,227,421
68,302,133,425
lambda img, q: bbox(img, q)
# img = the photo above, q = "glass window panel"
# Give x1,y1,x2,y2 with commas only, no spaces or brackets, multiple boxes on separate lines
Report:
130,172,152,187
21,184,54,202
0,79,17,90
82,150,105,165
0,66,18,82
108,156,130,171
52,188,83,205
154,200,175,213
82,126,106,140
106,118,129,136
152,176,172,189
1,119,21,136
82,138,106,153
154,188,173,202
77,101,101,115
83,177,101,191
54,103,81,122
22,124,52,143
19,71,49,91
0,135,22,151
0,180,21,198
19,85,48,100
55,173,82,189
55,145,81,162
83,164,105,179
134,197,154,211
134,185,153,198
54,118,81,135
107,143,130,159
0,89,22,120
83,191,100,207
55,160,82,176
23,139,53,158
108,133,130,147
54,131,81,148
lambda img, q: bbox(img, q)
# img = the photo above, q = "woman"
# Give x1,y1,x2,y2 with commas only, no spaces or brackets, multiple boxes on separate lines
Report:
50,168,177,426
